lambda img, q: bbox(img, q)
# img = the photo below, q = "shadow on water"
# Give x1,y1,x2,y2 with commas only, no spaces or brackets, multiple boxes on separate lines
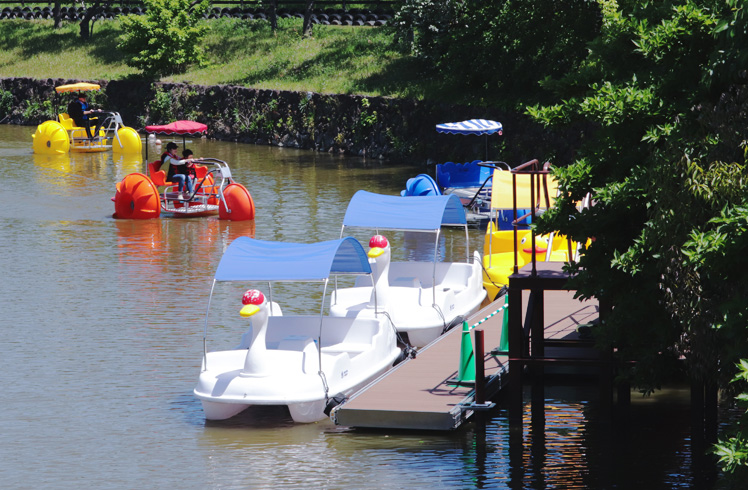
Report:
204,405,298,431
316,381,724,489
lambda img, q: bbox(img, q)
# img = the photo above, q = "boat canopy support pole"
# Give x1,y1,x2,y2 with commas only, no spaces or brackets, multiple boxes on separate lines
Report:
371,273,379,315
267,282,276,316
317,279,330,401
463,223,470,263
432,228,440,307
202,279,218,371
487,218,495,268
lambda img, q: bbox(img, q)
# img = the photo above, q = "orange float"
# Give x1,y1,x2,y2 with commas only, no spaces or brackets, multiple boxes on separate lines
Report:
112,173,161,219
219,183,255,221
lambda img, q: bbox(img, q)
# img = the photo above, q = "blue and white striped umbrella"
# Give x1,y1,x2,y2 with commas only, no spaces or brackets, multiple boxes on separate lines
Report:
435,119,503,136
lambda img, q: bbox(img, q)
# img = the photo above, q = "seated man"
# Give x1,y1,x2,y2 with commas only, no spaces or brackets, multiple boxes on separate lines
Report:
67,92,102,140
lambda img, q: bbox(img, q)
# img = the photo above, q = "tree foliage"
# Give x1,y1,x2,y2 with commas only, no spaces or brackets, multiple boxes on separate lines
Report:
118,0,210,77
714,360,748,473
523,0,748,473
392,0,601,107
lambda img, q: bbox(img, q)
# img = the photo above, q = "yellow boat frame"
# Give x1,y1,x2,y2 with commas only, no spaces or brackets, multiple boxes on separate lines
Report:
481,159,588,300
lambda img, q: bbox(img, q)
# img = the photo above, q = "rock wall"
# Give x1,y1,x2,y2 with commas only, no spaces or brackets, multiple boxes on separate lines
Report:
0,76,577,165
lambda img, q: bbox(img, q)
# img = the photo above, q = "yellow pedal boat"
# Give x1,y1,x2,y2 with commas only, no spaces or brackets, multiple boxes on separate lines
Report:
32,82,141,155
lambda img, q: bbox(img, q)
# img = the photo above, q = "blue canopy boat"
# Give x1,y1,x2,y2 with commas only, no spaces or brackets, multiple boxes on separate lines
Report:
329,191,486,347
194,236,401,423
401,119,528,228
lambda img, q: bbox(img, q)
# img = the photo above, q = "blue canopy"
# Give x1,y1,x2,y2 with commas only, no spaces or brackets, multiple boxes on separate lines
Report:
342,190,466,231
436,119,503,136
214,237,371,282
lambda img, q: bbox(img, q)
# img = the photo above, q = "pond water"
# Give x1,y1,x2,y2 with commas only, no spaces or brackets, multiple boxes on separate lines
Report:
0,124,725,489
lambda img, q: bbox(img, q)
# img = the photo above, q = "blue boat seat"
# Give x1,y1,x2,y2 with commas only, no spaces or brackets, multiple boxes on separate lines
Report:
436,160,490,188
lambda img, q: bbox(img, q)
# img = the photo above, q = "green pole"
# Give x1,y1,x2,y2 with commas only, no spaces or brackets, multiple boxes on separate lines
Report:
499,294,509,352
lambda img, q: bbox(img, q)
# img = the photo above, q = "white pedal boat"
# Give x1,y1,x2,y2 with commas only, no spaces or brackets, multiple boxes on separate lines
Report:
329,190,486,347
193,237,401,423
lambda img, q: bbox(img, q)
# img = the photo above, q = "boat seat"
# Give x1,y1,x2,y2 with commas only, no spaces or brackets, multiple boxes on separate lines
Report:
194,165,209,180
390,277,422,288
321,342,370,356
58,113,82,131
277,335,314,351
147,160,173,187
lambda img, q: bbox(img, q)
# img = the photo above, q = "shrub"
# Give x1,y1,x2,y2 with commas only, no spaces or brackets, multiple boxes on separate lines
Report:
118,0,210,77
148,86,175,123
0,89,13,118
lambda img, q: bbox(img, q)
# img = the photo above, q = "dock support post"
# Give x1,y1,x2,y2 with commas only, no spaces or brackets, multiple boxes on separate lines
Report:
529,289,545,380
475,329,485,405
599,298,614,413
508,285,523,422
531,379,546,486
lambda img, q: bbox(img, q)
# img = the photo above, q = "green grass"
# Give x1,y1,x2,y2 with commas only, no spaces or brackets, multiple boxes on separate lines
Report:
0,17,446,101
0,19,138,80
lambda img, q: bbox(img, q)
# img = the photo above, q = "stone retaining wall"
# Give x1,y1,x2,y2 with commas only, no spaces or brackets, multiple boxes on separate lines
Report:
0,76,577,165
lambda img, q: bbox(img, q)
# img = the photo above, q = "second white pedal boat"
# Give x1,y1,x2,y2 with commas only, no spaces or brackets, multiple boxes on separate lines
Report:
329,190,486,348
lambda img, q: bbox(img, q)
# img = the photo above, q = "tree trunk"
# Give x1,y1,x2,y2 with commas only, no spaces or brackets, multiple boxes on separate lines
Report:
79,1,96,39
53,0,62,28
269,0,277,32
302,0,314,38
79,0,112,39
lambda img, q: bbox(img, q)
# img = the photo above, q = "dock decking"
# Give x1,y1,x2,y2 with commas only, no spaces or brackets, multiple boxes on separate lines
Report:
332,274,600,430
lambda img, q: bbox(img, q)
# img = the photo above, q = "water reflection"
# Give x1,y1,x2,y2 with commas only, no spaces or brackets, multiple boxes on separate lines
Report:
32,151,117,196
33,153,71,173
112,152,145,179
0,124,725,489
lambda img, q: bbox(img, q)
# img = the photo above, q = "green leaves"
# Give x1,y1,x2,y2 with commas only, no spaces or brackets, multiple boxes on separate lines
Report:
392,0,600,108
633,4,716,63
712,360,748,472
578,80,659,125
528,0,748,428
118,0,210,77
714,435,748,472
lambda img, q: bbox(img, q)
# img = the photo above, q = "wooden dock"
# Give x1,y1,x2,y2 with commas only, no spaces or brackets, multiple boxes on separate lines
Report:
331,278,600,431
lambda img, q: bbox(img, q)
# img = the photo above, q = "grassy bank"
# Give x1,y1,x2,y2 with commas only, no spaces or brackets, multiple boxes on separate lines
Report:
0,18,451,101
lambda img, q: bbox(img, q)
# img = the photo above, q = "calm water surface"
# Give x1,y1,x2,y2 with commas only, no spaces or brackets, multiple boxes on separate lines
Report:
0,124,722,489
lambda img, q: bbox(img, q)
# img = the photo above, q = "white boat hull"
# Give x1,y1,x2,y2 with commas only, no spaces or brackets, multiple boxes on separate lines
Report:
194,315,399,423
329,251,486,347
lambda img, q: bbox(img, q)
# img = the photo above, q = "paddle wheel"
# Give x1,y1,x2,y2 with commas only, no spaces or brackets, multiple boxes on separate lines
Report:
112,173,161,219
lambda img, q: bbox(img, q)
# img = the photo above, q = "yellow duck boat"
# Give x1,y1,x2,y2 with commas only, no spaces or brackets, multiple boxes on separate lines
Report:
481,160,585,300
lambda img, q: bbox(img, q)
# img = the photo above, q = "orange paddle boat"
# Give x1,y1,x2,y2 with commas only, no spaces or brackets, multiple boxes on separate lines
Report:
112,157,255,221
